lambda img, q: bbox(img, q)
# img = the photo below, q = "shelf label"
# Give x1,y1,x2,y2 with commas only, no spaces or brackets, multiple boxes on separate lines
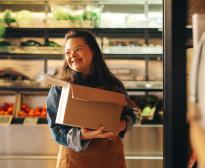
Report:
0,116,12,124
23,117,38,125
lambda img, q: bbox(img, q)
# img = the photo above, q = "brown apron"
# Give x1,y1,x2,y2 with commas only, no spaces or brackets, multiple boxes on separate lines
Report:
56,138,127,168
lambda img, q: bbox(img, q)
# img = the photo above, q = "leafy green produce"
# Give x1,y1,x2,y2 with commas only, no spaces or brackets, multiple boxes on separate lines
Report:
45,40,60,47
0,20,6,37
3,10,16,26
0,41,11,46
52,6,70,20
21,40,42,46
16,10,32,21
85,5,103,27
142,106,152,115
69,9,84,21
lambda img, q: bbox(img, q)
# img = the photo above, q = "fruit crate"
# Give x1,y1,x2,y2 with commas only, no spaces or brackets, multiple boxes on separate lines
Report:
0,91,17,117
16,92,47,118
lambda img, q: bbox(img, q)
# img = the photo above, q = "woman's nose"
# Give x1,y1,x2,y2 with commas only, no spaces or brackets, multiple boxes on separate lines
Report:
70,50,76,57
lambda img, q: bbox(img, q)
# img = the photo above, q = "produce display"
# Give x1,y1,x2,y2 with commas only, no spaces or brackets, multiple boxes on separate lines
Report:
45,40,61,47
0,4,162,28
0,20,6,38
0,102,14,115
0,68,30,81
130,95,163,123
18,103,46,118
0,41,11,46
20,40,61,47
0,39,62,55
21,40,42,47
49,4,102,28
2,10,16,27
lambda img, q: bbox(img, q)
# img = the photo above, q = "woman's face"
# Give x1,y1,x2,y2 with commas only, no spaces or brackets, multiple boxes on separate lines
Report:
65,37,94,75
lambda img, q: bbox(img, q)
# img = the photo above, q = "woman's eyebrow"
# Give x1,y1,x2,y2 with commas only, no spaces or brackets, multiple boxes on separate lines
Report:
65,45,85,51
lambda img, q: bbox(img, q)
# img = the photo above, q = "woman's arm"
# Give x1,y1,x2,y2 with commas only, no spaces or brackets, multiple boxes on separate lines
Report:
118,82,137,138
46,86,90,151
119,106,136,137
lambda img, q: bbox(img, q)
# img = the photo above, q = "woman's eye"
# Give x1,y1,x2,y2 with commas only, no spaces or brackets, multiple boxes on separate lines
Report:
65,51,71,56
76,47,83,51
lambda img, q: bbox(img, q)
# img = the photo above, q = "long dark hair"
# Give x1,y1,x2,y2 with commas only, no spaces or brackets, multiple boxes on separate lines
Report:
57,30,124,93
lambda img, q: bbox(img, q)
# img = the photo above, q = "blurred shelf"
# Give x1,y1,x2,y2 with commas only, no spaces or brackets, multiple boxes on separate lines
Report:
10,117,47,124
123,80,163,92
0,0,162,5
125,155,163,160
0,53,162,60
126,88,163,92
4,28,163,38
0,85,163,92
0,53,63,60
103,54,163,60
134,124,163,127
0,86,49,92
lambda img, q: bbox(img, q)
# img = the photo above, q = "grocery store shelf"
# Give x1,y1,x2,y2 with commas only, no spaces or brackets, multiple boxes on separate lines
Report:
10,117,47,124
0,80,163,92
0,86,163,92
125,155,163,160
126,88,163,92
0,53,63,60
0,0,162,5
0,53,162,60
104,54,163,60
5,28,163,38
124,80,163,92
0,86,49,92
134,124,163,128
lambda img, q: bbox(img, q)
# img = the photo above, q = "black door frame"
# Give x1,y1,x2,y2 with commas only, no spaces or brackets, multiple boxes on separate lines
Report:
164,0,188,167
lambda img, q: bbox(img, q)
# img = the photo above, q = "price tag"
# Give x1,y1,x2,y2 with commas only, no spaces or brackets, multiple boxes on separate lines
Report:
23,117,38,125
0,116,13,124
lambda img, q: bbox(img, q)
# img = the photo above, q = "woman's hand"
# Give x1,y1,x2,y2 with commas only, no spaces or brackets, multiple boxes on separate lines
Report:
109,120,127,140
80,126,115,140
80,120,127,140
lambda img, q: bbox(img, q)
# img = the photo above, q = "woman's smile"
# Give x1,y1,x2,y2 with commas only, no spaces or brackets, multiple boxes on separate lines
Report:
70,58,83,64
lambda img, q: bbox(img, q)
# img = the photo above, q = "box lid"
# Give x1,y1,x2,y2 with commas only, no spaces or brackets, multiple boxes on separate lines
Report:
44,75,127,106
71,84,127,106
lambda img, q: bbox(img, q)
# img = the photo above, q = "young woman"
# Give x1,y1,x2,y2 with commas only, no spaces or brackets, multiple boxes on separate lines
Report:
46,30,136,168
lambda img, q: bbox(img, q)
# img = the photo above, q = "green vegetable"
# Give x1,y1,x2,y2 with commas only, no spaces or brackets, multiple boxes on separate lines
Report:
0,41,11,46
45,40,60,47
3,10,16,26
142,106,152,115
52,7,70,20
21,40,42,46
16,10,32,22
0,19,6,38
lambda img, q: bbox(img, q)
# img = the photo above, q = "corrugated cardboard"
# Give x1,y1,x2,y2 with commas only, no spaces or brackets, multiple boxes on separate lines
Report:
45,75,127,132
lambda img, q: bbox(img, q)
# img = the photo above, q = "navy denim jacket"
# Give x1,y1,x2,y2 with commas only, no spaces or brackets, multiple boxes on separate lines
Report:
46,75,136,152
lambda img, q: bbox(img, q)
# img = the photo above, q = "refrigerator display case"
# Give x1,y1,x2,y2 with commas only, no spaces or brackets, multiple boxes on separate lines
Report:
0,1,163,168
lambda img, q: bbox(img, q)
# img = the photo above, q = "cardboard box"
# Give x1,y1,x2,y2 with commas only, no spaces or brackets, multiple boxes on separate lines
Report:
45,75,127,132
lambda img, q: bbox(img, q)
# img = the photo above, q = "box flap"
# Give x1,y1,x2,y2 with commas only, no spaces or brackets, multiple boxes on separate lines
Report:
71,84,127,106
43,75,69,87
